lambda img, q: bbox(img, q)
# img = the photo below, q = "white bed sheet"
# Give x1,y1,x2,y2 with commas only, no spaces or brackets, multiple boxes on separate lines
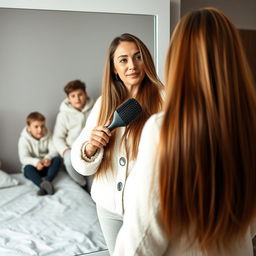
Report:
0,171,107,256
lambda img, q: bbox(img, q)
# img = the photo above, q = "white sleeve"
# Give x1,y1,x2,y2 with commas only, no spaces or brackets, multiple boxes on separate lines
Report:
45,135,59,160
113,114,169,256
18,137,40,167
71,97,104,176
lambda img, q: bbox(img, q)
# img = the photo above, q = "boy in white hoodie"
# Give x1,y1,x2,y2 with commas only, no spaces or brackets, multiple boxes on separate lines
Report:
18,112,61,196
53,80,94,192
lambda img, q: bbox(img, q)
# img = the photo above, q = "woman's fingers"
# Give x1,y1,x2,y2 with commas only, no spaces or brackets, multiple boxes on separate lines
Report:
89,126,111,148
98,125,112,137
84,125,112,158
89,135,108,147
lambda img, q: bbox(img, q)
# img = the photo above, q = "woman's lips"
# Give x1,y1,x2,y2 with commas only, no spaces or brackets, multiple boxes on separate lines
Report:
126,72,139,77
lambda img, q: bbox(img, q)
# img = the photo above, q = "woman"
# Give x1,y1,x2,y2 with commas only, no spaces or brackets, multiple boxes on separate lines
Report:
71,33,163,254
113,8,256,256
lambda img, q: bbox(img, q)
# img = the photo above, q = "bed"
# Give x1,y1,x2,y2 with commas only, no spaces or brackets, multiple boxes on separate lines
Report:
0,170,108,256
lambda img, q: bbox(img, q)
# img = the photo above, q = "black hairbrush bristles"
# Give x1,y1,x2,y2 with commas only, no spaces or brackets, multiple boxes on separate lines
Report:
106,98,142,131
116,98,142,125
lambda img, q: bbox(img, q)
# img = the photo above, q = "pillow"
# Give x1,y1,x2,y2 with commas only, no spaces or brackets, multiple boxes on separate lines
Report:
0,169,19,188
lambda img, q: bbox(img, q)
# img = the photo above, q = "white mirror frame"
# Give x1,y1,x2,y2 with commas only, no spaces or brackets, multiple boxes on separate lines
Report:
0,0,170,80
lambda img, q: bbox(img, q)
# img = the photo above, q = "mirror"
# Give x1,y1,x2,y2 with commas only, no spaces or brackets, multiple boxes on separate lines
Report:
0,2,170,255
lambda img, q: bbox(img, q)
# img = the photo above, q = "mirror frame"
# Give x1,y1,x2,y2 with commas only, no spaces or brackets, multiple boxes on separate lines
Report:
0,0,170,80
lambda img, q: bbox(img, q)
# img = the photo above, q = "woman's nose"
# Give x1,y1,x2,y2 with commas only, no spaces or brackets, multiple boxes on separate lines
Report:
128,59,135,70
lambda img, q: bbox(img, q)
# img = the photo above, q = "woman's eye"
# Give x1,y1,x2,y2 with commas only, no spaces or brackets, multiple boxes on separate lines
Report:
135,55,142,60
120,59,127,63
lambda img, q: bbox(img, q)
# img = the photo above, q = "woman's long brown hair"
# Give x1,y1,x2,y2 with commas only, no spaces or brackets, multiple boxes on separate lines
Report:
159,8,256,252
97,33,163,175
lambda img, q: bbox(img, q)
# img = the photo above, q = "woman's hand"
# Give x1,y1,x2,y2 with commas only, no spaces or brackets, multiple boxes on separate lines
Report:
85,125,112,158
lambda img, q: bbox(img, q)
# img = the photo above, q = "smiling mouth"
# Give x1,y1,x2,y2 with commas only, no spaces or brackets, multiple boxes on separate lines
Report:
127,72,139,77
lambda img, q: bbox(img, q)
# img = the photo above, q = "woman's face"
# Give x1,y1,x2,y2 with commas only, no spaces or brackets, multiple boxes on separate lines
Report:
113,41,145,96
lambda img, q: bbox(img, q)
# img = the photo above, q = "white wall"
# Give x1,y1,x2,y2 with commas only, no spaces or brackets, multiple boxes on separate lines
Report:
0,0,170,172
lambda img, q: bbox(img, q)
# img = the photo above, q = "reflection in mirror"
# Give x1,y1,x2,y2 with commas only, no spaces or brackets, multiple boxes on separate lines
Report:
0,8,154,256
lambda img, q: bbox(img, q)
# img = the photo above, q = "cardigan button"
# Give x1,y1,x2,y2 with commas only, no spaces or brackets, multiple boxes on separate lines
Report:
119,157,126,166
117,182,123,191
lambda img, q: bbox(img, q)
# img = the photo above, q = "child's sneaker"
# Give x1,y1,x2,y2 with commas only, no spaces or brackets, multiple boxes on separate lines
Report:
37,187,47,196
40,180,54,195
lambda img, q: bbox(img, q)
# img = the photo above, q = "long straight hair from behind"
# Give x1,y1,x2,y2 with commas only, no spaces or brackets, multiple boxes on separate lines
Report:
158,8,256,252
97,33,163,176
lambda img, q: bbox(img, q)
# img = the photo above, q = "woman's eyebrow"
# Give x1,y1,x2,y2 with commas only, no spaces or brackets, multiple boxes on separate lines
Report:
117,51,140,59
117,54,128,59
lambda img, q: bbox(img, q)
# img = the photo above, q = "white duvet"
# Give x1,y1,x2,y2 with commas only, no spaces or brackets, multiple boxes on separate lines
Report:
0,171,107,256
